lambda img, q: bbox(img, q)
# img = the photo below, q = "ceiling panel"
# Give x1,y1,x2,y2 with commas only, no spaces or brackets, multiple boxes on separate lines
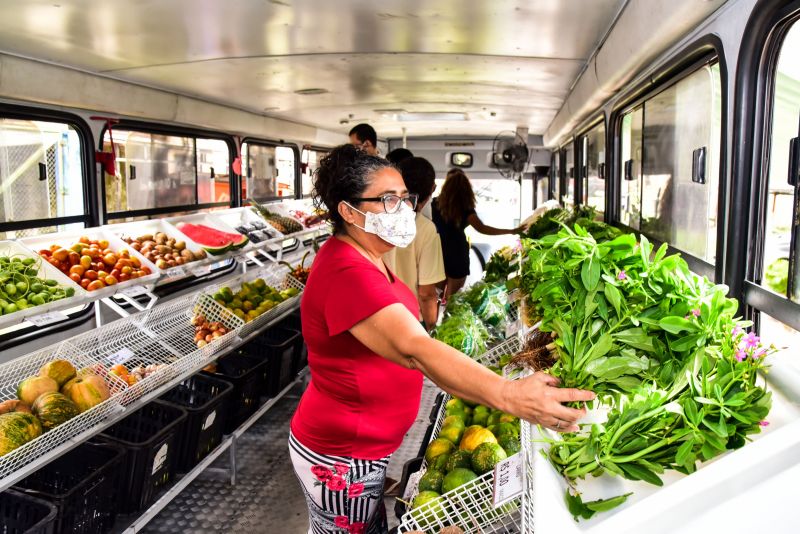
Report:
0,0,627,137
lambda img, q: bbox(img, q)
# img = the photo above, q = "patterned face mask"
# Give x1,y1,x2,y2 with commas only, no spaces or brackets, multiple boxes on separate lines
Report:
345,201,417,247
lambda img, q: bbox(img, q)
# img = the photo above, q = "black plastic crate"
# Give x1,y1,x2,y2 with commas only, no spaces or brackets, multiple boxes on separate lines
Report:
99,401,187,514
283,311,308,375
203,352,269,433
13,441,124,534
246,326,301,396
159,373,233,473
0,490,57,534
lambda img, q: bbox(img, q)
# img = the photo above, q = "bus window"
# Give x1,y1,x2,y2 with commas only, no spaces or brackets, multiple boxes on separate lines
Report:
301,147,327,198
0,118,88,239
242,142,296,201
536,175,550,207
551,151,560,203
521,177,533,217
197,138,231,203
564,144,575,206
620,107,643,229
581,122,606,214
103,127,232,221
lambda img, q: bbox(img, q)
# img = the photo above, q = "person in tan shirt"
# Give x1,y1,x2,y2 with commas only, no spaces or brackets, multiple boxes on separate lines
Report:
384,157,445,331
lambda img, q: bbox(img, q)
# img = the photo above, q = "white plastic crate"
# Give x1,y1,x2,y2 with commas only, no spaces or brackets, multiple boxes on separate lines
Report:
165,211,253,256
19,228,160,299
0,341,128,485
0,240,88,330
200,262,304,340
399,336,524,534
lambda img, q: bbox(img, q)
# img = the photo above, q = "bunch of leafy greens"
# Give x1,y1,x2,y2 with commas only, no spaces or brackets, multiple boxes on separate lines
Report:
483,246,519,285
524,205,620,242
432,306,491,358
519,223,773,519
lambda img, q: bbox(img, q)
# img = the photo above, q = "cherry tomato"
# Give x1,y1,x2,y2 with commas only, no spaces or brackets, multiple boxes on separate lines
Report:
87,280,106,291
68,251,80,265
84,270,98,281
110,269,121,279
69,265,85,277
69,273,81,283
104,275,118,286
80,255,92,269
78,235,90,244
80,278,91,289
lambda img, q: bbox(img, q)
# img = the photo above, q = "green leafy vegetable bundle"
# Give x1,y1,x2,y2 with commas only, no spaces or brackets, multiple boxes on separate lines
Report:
519,223,774,519
483,246,519,285
432,306,490,358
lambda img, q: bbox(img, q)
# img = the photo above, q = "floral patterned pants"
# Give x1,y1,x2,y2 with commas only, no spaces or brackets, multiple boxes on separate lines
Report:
289,432,390,534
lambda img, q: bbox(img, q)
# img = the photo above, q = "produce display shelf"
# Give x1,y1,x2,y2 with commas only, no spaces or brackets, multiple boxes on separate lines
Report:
0,240,89,330
398,336,524,534
0,264,303,494
117,369,308,534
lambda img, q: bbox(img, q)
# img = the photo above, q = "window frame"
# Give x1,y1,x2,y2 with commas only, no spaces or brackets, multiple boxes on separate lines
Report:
241,137,301,203
575,115,607,215
0,103,98,234
99,120,237,223
733,0,800,333
299,144,330,198
608,35,728,282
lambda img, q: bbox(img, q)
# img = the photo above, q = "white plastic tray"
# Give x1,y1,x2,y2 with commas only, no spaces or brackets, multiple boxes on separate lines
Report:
165,212,252,256
212,207,285,246
0,240,88,329
20,229,160,299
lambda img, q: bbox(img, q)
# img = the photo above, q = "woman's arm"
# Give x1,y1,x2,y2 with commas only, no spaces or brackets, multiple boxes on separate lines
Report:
350,303,594,432
417,283,440,331
466,213,524,236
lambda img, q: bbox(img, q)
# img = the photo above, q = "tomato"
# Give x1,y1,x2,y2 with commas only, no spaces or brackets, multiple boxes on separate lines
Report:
141,266,151,275
98,239,109,249
86,280,106,291
52,248,69,262
38,249,52,257
119,272,130,282
121,266,133,275
68,251,80,265
80,278,91,289
130,257,141,268
97,270,109,279
84,270,98,281
102,253,117,267
69,273,81,283
78,235,90,244
84,247,99,259
69,265,84,277
104,275,118,286
110,269,121,279
80,255,92,269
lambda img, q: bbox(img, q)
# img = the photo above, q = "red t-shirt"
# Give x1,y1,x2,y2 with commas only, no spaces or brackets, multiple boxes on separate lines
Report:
290,237,423,460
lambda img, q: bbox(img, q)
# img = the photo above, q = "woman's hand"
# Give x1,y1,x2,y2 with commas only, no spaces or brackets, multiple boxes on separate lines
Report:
500,372,595,433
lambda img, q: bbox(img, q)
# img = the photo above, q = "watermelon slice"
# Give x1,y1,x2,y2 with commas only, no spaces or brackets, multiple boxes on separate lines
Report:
176,222,247,255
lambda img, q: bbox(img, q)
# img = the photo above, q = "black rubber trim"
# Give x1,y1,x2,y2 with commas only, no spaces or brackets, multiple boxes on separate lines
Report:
0,103,98,229
744,281,800,332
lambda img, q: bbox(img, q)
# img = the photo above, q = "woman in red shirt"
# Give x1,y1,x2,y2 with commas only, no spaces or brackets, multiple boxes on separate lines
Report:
290,144,594,534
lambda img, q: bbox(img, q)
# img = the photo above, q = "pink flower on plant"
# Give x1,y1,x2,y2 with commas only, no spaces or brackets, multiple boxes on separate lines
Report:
743,332,760,349
759,420,770,427
348,523,366,534
617,270,627,281
735,349,747,362
753,348,767,359
732,326,743,337
348,483,365,498
327,475,347,491
334,516,350,528
311,465,332,482
333,462,350,475
691,308,701,317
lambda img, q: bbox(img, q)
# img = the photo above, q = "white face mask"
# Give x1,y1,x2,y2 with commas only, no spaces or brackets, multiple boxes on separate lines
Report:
345,201,417,247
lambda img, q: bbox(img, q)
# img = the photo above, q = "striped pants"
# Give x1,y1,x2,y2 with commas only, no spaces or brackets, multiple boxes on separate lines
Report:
288,432,390,534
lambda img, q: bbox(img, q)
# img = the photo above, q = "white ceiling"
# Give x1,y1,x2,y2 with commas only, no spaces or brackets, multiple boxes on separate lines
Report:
0,0,627,138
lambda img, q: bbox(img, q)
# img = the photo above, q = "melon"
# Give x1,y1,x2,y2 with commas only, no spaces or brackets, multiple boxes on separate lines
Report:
176,222,248,255
0,413,42,455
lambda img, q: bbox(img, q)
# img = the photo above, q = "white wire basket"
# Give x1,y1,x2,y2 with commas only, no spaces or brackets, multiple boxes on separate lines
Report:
200,262,304,340
521,418,535,533
0,340,128,484
398,336,524,534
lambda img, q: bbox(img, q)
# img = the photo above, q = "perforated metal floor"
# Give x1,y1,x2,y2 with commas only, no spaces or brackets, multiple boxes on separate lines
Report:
135,380,442,534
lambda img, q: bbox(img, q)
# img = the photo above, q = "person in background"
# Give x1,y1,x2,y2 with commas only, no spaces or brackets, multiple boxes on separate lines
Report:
384,157,445,332
432,168,524,299
348,123,379,156
385,147,413,165
289,144,593,534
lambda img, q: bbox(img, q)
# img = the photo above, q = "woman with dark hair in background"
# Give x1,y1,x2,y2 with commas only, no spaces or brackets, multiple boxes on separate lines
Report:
289,144,593,534
432,168,523,298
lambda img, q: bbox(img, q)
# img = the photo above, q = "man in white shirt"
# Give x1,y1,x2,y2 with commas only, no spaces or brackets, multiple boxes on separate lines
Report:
384,157,446,331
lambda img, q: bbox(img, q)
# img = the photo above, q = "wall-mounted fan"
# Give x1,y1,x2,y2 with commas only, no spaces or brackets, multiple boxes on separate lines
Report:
490,130,530,179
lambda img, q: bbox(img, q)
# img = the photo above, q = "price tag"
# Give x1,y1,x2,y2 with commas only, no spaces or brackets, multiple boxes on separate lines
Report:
189,263,213,277
165,266,186,278
403,469,425,502
25,310,68,327
493,453,523,508
505,319,521,338
119,284,148,297
107,347,134,366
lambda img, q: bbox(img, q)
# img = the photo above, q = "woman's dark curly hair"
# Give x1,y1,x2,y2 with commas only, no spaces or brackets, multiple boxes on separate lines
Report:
313,144,394,234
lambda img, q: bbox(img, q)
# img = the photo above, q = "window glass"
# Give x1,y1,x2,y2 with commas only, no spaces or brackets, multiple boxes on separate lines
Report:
104,130,196,213
464,179,522,253
301,148,327,197
760,312,800,373
0,119,86,237
620,107,643,229
451,152,473,167
521,177,533,217
564,144,575,206
197,138,231,203
639,64,721,262
762,23,800,301
536,176,550,207
242,143,296,201
582,122,606,214
552,152,561,204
